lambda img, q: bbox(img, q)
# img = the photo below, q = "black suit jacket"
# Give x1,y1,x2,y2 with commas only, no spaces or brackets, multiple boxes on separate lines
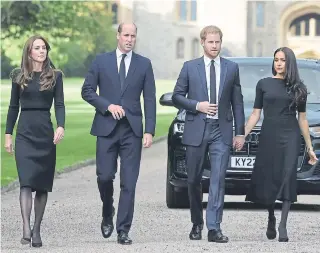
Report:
81,50,156,138
172,56,245,146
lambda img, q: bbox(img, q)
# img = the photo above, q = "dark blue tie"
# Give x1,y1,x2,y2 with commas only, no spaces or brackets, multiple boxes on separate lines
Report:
210,59,216,104
119,54,127,90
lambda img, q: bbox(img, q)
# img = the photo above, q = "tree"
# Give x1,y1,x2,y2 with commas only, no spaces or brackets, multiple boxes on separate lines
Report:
1,49,15,79
1,1,115,40
1,1,117,77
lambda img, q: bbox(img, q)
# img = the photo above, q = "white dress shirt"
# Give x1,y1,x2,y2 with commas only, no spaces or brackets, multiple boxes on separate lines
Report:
116,48,132,76
196,55,244,137
204,54,220,119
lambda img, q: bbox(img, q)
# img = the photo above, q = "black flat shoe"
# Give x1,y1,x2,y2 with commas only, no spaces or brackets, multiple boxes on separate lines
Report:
101,207,115,238
266,216,277,240
101,219,114,238
189,224,203,240
117,231,132,245
208,229,229,243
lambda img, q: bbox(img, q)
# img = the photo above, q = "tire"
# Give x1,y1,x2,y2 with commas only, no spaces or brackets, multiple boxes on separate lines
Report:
166,156,190,208
166,176,190,208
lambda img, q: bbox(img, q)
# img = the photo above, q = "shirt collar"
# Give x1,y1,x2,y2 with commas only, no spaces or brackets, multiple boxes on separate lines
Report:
203,54,220,67
116,47,132,59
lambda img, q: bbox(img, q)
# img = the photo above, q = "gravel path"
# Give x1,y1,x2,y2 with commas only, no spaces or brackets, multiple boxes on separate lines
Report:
1,139,320,253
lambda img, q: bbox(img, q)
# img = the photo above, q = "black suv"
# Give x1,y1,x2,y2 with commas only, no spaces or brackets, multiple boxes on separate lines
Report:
159,57,320,208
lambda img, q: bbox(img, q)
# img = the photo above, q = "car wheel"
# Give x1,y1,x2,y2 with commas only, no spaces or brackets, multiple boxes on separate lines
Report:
166,176,190,208
166,156,190,208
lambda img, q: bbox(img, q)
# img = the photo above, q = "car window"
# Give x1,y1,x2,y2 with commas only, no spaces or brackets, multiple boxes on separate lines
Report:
238,64,320,104
299,68,320,103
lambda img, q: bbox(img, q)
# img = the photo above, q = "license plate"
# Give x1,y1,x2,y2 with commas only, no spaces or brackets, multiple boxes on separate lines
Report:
231,156,256,168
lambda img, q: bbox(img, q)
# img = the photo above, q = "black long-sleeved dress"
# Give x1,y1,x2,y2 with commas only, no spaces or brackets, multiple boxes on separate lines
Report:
5,70,65,192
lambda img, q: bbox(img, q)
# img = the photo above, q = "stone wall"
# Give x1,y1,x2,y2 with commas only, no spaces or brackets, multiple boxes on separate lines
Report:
132,3,200,80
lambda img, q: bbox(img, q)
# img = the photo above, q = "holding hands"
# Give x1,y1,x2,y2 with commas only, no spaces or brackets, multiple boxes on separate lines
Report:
233,136,245,151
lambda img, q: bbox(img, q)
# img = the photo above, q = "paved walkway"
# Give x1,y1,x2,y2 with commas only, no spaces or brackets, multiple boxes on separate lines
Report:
1,140,320,253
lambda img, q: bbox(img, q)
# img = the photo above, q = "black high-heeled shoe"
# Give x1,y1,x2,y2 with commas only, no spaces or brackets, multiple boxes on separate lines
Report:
31,229,43,247
278,226,289,242
20,228,32,245
32,241,43,247
266,216,276,240
20,237,31,245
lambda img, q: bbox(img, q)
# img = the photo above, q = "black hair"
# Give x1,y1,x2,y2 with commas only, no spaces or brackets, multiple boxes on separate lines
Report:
272,47,308,109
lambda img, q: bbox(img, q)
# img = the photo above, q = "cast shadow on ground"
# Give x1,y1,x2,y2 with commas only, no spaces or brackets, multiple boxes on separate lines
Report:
201,201,320,212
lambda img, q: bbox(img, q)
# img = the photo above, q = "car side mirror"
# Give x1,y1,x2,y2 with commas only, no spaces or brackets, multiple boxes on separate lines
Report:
159,92,174,106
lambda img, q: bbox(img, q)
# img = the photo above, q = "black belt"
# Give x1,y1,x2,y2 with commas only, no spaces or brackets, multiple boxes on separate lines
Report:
21,108,50,111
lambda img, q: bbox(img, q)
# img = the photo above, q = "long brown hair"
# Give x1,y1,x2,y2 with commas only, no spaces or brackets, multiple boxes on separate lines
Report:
10,35,59,91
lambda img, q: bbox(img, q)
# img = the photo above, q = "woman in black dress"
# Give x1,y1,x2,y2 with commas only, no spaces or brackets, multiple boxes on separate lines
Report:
4,35,65,247
242,47,318,242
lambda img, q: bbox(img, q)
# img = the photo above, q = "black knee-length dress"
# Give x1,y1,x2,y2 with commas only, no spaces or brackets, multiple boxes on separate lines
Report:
245,77,306,205
5,70,65,192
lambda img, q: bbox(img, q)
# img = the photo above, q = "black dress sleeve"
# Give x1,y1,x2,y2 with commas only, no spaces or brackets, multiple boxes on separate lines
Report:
5,81,20,134
297,96,307,113
54,71,65,128
253,79,263,109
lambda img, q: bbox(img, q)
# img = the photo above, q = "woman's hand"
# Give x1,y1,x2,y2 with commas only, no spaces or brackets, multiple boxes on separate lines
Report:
53,127,64,145
308,149,318,165
4,134,14,155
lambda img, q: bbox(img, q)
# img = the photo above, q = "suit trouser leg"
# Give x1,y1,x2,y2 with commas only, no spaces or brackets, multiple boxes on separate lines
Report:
206,121,230,231
96,130,120,219
186,123,211,225
116,119,142,233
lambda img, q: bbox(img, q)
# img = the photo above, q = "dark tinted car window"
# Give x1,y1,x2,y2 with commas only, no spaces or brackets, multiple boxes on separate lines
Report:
238,63,320,103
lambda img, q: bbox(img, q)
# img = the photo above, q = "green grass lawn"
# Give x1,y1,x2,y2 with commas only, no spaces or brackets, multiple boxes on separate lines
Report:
1,78,177,186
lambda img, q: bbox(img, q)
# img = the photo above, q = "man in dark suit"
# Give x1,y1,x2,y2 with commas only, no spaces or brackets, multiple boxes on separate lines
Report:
81,22,156,245
172,25,245,243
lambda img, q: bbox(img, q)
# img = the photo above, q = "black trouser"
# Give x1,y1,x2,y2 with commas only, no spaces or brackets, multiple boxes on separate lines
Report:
96,118,142,233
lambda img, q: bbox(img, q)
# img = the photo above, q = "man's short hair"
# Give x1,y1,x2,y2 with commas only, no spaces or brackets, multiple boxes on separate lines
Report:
118,22,138,33
200,25,223,41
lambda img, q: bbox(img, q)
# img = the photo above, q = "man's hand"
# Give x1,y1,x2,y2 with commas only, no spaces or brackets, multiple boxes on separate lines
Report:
143,133,153,148
108,104,125,120
233,136,245,151
197,101,218,115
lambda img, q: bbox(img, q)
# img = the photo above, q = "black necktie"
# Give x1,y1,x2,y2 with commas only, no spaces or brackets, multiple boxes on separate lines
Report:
119,54,127,90
210,59,216,104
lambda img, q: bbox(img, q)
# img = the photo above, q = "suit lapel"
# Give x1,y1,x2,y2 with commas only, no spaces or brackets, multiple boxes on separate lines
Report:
109,51,121,89
121,52,137,95
219,57,228,101
196,57,209,100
